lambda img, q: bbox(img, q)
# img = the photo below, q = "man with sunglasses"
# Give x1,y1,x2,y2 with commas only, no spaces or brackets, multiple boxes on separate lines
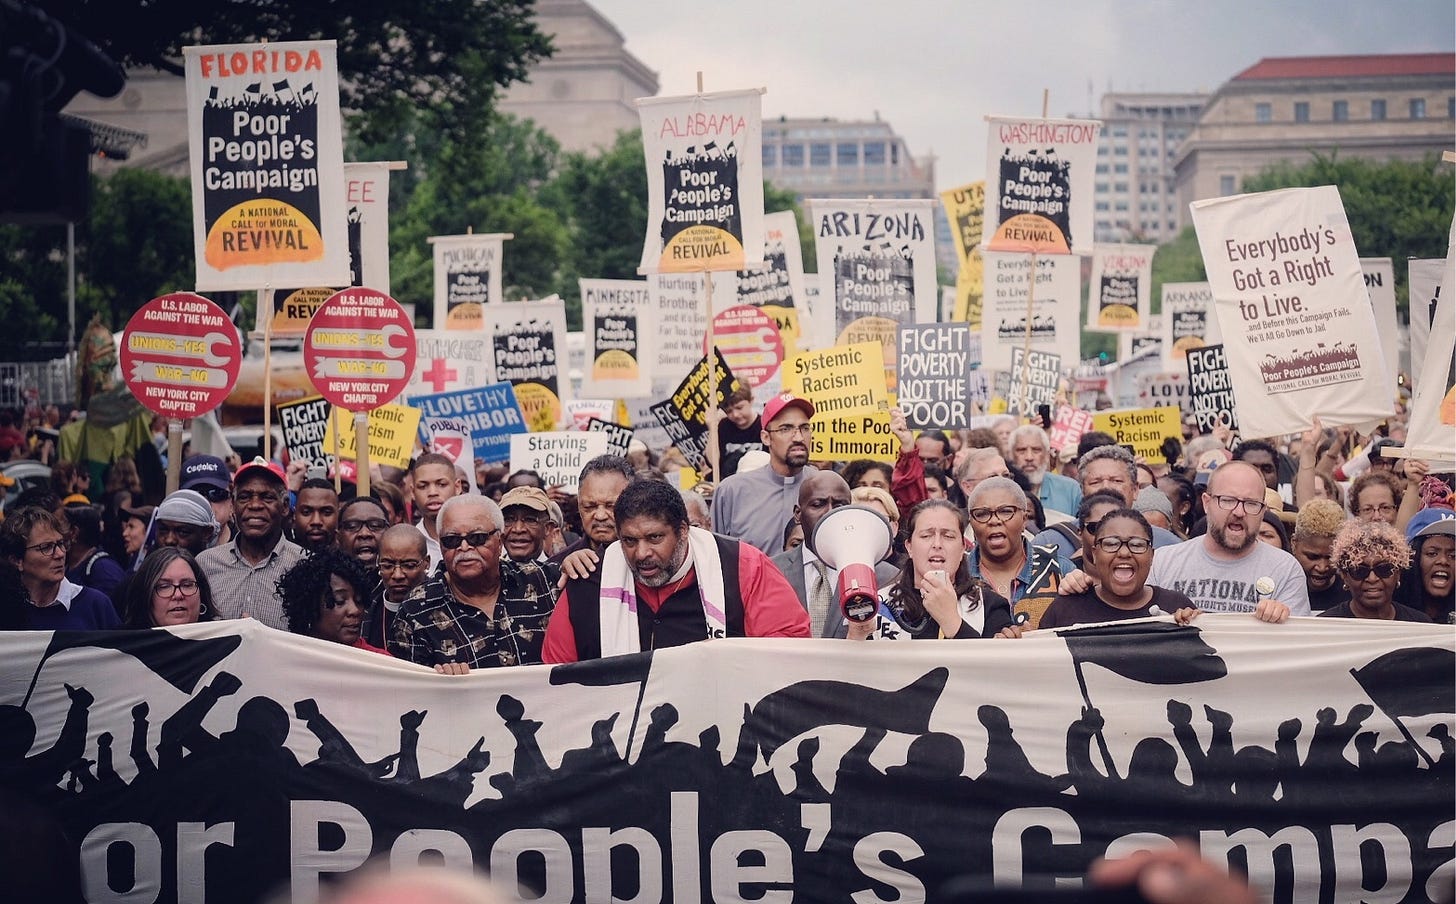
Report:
391,494,555,672
197,457,303,630
711,392,817,555
1148,461,1308,618
181,454,235,546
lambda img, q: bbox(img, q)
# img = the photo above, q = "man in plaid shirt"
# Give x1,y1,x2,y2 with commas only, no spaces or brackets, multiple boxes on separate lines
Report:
389,495,554,673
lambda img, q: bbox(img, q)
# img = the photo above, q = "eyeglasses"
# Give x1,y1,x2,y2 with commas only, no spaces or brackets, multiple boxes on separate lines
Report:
1095,536,1153,555
766,423,814,438
340,518,389,533
378,559,424,573
154,579,200,597
1210,495,1266,515
969,505,1022,524
440,529,501,550
503,512,546,526
1358,504,1397,517
198,487,232,503
1343,562,1399,580
25,538,69,556
1081,518,1104,536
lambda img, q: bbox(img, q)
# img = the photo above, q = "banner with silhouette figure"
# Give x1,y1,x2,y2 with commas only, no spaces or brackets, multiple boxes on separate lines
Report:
2,617,1452,904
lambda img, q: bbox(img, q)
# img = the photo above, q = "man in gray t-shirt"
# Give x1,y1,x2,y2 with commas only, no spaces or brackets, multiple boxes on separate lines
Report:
1148,461,1311,617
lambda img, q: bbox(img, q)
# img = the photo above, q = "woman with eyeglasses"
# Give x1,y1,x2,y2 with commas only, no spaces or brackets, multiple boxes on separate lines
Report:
0,506,120,629
1319,519,1432,622
1039,508,1198,629
123,547,215,628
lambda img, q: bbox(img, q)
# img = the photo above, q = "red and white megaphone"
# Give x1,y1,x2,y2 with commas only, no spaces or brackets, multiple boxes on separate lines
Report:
812,504,894,623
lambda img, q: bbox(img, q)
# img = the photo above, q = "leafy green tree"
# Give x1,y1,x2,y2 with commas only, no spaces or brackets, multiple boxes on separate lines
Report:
1149,225,1208,314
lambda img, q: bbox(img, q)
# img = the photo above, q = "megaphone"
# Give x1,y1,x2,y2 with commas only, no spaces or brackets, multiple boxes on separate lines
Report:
812,504,894,622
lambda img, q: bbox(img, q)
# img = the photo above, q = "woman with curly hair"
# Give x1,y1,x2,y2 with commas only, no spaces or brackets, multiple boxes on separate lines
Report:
123,547,215,628
278,546,390,654
1318,519,1430,622
1349,470,1404,526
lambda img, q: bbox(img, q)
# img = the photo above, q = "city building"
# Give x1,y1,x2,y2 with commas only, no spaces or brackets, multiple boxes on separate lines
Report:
1173,54,1455,227
759,115,954,274
1089,93,1207,244
498,0,659,153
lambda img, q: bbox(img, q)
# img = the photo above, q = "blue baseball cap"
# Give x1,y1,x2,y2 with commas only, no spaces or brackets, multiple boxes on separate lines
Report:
1406,508,1456,543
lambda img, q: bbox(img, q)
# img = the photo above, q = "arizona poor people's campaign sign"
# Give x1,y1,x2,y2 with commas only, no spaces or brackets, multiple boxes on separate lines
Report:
183,41,350,292
637,89,765,274
1191,186,1394,438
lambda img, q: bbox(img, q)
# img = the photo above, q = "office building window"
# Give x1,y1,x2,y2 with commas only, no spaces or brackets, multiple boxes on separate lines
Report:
837,143,858,165
1371,99,1386,120
1293,102,1309,123
891,144,900,165
810,143,831,167
781,144,804,167
1255,103,1272,123
762,145,776,167
1332,100,1348,122
863,142,886,165
1219,175,1236,196
1410,98,1426,119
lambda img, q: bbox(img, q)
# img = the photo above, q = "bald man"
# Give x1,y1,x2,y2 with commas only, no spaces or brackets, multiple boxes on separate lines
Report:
362,524,430,650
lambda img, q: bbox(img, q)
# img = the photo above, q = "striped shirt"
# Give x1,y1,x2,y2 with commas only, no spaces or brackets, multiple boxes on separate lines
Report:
197,537,305,630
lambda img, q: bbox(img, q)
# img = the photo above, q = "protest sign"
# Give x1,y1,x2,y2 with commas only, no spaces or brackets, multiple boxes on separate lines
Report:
623,397,675,453
183,41,350,292
21,618,1449,904
263,161,394,335
276,395,332,470
1118,315,1162,364
430,233,511,330
121,293,241,419
897,324,982,429
782,342,889,419
809,199,938,391
424,417,478,492
303,288,416,411
647,272,709,397
980,251,1080,372
1186,344,1240,433
1191,186,1394,437
1136,372,1190,416
1160,282,1220,369
1007,348,1061,416
710,210,808,360
407,382,526,464
983,116,1101,256
1408,257,1444,379
940,181,986,328
709,304,784,392
509,432,611,490
1360,258,1399,387
1403,224,1455,470
650,349,739,471
1047,404,1095,453
810,409,899,462
564,399,615,431
405,330,495,398
1086,243,1155,330
489,297,568,432
637,89,764,274
580,278,652,398
323,403,422,469
1093,406,1182,460
586,418,635,457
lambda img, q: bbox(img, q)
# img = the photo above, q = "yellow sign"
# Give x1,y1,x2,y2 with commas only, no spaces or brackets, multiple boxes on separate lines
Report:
1092,406,1182,461
939,181,985,271
782,342,889,419
809,410,899,463
323,403,423,469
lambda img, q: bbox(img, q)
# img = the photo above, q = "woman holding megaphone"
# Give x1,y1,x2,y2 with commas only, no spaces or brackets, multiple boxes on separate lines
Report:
848,499,1015,640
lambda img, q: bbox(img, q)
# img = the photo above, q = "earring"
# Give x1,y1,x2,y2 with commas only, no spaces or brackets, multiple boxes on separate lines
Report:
199,602,209,616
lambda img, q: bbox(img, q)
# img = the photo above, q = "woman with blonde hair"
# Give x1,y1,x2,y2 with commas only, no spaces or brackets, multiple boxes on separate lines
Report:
1318,519,1430,622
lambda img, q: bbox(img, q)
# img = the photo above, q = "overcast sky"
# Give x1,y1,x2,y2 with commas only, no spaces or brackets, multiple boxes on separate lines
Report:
593,0,1455,189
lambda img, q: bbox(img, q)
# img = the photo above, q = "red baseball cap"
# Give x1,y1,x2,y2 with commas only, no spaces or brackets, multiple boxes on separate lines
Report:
761,392,815,426
234,455,287,487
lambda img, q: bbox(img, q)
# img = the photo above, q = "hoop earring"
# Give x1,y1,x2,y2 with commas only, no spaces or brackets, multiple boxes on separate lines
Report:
199,602,209,616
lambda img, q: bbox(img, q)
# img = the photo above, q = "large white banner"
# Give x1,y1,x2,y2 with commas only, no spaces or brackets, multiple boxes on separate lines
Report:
580,278,653,399
184,41,350,292
1159,282,1221,370
431,233,511,330
979,251,1081,373
1191,186,1394,438
647,272,709,397
1408,257,1445,380
637,89,765,274
7,618,1451,903
1404,221,1456,470
488,297,570,432
1086,243,1155,331
809,199,939,391
983,116,1102,256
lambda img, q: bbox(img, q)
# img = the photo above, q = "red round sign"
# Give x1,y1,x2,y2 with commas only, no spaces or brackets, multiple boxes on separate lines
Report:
303,287,417,411
707,304,784,388
120,293,242,419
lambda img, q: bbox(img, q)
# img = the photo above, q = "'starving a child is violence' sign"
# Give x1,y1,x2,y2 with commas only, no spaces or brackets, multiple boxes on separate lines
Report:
982,115,1102,256
810,199,938,391
183,41,350,292
508,431,611,490
489,297,568,432
1191,186,1395,438
431,233,511,331
1087,243,1155,331
580,278,652,399
11,618,1450,903
637,88,765,274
